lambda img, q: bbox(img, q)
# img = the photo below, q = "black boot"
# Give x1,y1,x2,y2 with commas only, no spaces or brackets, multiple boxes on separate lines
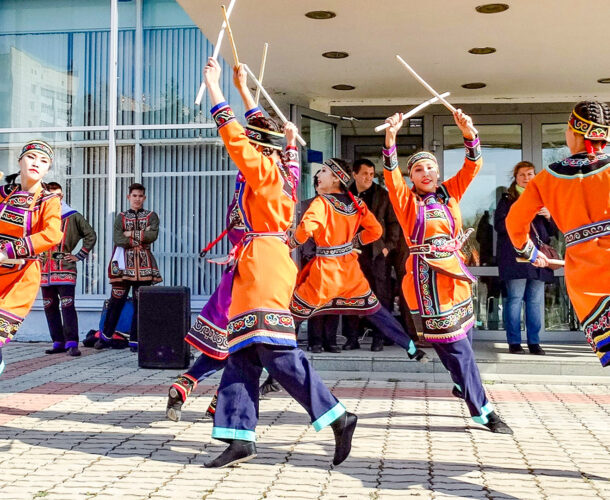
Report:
166,375,197,422
330,412,358,466
204,440,257,468
408,348,429,363
259,375,282,398
484,411,513,435
45,343,67,354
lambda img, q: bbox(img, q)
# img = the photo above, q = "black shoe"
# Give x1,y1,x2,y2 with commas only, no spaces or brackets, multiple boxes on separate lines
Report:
45,346,67,354
451,386,464,399
324,345,342,353
94,339,109,350
205,393,218,419
259,376,282,398
528,344,546,355
342,340,360,351
370,338,384,352
67,347,81,357
408,348,429,363
508,344,525,354
483,411,513,435
330,412,358,466
382,338,395,346
204,440,257,468
310,345,323,354
110,338,128,350
166,375,196,422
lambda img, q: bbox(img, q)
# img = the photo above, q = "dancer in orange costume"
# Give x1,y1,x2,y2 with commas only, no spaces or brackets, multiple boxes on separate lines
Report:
0,140,62,375
506,100,610,366
382,110,512,433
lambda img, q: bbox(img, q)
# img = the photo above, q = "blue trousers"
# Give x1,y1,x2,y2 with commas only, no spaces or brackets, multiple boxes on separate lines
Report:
432,329,493,424
366,306,417,355
503,279,545,345
212,344,345,442
185,353,227,382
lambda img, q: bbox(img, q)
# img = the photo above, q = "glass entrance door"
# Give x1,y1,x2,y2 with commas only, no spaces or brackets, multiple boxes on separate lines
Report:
291,106,341,200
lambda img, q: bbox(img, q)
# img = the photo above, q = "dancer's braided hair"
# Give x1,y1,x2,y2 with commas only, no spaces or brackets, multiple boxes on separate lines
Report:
573,100,610,160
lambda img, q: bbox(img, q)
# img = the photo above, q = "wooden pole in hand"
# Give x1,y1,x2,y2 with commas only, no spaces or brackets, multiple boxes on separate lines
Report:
395,55,456,113
194,0,237,105
374,92,451,132
243,64,307,147
221,4,239,67
255,43,269,105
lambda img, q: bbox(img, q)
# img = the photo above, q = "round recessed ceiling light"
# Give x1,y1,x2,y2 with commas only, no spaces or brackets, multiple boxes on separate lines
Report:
597,78,610,84
305,10,336,20
475,3,509,14
462,82,487,89
332,84,355,91
322,51,349,59
468,47,496,55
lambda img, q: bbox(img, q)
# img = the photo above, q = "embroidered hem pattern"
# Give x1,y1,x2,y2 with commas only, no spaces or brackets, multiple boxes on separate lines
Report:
227,309,296,353
582,296,610,367
290,289,381,320
185,315,229,360
0,309,23,345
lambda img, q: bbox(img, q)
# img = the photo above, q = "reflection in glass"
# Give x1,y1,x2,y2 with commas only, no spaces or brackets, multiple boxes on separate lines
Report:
443,124,522,266
300,117,335,200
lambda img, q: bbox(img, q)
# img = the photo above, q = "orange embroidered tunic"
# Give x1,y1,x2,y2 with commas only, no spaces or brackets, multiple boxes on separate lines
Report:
211,102,298,353
506,152,610,366
290,192,382,319
0,184,62,344
383,139,482,343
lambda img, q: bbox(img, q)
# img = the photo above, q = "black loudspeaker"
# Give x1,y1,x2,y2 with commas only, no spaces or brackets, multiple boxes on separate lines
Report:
137,286,191,369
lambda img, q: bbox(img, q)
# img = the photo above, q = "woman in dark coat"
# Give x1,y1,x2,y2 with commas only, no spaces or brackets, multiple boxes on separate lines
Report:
494,161,557,355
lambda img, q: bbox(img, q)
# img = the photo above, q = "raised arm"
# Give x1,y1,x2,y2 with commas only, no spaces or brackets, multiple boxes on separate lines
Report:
382,113,415,229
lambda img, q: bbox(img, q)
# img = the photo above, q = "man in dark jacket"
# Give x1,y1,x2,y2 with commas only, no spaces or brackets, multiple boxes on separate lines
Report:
343,159,400,351
41,182,97,357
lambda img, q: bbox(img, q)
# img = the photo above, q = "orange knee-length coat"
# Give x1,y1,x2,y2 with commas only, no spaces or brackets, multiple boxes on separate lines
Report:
506,151,610,366
0,184,62,345
290,192,382,319
383,139,482,343
211,102,299,354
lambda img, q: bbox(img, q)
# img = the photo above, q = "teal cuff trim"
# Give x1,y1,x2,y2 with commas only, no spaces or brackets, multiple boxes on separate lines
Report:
454,383,462,392
472,402,494,425
0,360,4,377
407,340,416,356
312,402,346,431
211,427,256,442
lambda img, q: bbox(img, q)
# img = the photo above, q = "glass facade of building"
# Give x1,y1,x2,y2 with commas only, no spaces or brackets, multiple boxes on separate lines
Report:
0,0,245,300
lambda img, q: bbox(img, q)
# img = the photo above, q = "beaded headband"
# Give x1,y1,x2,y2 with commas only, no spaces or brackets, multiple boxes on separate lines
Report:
324,158,351,187
568,110,610,141
406,151,438,176
245,125,284,150
19,140,54,161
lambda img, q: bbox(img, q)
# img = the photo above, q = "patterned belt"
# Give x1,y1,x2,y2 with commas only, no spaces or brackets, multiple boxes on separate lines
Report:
207,231,288,265
316,242,353,257
564,220,610,248
409,228,474,255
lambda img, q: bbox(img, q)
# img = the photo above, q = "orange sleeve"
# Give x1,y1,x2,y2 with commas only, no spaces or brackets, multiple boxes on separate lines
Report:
294,196,325,245
506,176,545,261
382,145,415,231
4,195,62,259
212,103,279,192
442,137,482,202
356,204,383,246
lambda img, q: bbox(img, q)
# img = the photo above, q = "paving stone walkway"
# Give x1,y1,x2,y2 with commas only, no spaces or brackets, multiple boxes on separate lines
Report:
0,343,609,499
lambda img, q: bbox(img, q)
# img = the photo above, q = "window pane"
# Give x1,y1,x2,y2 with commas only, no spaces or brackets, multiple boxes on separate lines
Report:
443,124,522,266
301,117,335,200
0,0,110,129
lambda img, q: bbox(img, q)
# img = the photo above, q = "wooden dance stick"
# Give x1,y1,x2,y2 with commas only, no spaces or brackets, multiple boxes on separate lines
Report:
221,5,239,67
194,0,237,105
395,55,457,113
243,64,307,147
516,257,565,267
4,259,26,266
255,42,269,105
374,92,451,132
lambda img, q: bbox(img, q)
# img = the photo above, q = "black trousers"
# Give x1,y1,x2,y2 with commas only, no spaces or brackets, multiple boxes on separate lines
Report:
42,285,79,347
307,314,339,348
102,281,147,345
